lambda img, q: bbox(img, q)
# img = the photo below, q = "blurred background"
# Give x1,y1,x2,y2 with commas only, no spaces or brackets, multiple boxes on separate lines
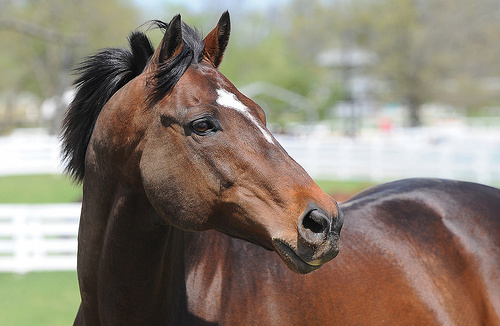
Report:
1,0,500,324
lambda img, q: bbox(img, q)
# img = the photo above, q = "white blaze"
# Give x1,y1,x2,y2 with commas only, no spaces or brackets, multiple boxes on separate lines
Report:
216,88,275,144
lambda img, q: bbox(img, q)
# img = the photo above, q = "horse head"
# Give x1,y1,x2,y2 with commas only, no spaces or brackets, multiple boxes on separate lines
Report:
63,12,342,274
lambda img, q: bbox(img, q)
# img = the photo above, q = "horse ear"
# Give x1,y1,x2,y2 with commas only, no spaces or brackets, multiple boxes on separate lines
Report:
154,14,183,64
203,11,230,68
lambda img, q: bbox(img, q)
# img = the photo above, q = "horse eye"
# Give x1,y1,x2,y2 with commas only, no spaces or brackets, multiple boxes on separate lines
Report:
191,118,217,135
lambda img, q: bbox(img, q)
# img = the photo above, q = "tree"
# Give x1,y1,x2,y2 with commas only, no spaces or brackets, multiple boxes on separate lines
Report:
289,0,500,127
0,0,138,131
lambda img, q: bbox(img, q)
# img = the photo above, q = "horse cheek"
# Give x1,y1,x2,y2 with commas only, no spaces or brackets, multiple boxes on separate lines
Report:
139,151,213,230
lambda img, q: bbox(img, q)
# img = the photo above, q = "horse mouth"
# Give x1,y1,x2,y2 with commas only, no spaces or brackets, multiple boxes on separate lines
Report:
272,239,322,274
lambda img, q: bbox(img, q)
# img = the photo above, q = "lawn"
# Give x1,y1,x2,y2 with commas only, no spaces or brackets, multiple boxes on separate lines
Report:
0,272,80,326
0,174,82,203
315,179,375,199
0,174,373,204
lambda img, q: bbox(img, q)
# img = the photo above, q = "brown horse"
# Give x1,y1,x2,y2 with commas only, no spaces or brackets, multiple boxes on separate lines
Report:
62,13,500,325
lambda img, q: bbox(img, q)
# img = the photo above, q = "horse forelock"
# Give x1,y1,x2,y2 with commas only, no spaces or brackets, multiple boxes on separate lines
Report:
146,21,205,106
61,19,205,183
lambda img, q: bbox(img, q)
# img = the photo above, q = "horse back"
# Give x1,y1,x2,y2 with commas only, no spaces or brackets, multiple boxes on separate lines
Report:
338,178,500,325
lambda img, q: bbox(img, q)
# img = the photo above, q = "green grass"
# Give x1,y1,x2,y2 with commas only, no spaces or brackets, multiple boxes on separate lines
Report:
315,179,376,196
0,174,373,204
0,272,80,326
0,174,81,203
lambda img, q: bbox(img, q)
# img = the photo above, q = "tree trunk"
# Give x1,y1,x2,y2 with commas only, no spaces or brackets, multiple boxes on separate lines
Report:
407,95,421,127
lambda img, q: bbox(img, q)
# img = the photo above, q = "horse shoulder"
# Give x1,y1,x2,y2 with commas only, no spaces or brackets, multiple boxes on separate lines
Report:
338,178,500,325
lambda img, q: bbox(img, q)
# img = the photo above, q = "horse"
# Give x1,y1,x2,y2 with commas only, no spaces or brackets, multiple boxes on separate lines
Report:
62,12,500,325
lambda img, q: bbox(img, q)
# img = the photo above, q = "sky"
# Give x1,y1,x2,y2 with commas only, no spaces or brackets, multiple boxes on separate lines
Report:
132,0,291,15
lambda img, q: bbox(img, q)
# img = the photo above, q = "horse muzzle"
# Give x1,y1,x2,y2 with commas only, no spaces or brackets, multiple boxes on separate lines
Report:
273,202,343,274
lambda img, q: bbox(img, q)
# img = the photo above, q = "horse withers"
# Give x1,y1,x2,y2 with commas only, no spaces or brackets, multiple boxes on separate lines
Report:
63,12,500,326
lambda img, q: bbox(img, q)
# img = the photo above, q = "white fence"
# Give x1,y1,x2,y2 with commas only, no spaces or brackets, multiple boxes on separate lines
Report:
277,128,500,185
0,129,63,176
0,203,81,274
1,128,500,185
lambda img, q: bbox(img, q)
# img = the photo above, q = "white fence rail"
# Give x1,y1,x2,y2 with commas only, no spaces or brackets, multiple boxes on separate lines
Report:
0,130,63,176
1,128,500,185
0,204,81,274
277,130,500,185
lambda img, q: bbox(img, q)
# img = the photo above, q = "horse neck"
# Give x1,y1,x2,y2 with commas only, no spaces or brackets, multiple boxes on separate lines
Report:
77,177,193,324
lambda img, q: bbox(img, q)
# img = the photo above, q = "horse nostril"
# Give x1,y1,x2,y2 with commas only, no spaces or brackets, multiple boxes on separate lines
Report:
299,208,331,245
303,210,327,234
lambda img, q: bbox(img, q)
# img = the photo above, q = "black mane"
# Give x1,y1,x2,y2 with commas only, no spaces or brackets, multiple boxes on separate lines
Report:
61,20,205,182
